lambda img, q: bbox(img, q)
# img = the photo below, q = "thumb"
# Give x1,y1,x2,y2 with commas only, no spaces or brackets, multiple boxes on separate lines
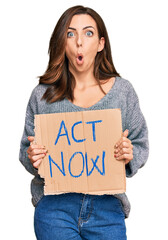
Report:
123,129,129,138
27,136,35,144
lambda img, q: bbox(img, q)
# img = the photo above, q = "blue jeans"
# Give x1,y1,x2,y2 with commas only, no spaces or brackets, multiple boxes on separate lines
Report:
34,193,127,240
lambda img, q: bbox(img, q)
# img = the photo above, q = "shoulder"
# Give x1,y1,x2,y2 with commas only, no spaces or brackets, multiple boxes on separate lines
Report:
116,76,139,101
31,83,49,97
26,84,49,115
29,83,49,102
116,76,135,92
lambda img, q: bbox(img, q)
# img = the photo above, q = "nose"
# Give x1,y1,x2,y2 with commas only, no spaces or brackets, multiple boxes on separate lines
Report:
76,34,82,47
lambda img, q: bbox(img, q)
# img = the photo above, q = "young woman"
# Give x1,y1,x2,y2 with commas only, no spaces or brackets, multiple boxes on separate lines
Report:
19,5,149,240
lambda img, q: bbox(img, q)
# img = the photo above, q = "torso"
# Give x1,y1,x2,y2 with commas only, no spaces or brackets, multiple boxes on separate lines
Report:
70,77,115,108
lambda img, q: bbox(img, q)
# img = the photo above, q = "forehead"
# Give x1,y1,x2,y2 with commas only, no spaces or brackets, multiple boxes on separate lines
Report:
69,14,97,29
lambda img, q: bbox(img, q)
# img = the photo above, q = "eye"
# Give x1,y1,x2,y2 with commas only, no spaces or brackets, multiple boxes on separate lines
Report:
86,31,93,37
67,31,75,38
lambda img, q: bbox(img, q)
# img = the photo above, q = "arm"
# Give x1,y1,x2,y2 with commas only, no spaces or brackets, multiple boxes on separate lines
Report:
114,82,149,177
125,84,149,177
19,87,39,175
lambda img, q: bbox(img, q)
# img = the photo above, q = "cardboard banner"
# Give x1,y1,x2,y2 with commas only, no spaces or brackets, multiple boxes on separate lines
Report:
34,109,126,195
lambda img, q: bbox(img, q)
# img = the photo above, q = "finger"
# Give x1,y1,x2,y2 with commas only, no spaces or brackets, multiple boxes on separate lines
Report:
117,147,132,156
122,129,129,138
121,141,133,150
125,159,130,165
29,153,46,163
28,136,35,143
116,153,133,162
31,148,48,155
28,144,46,153
114,147,132,159
115,141,131,151
115,131,130,148
33,159,43,169
28,136,37,147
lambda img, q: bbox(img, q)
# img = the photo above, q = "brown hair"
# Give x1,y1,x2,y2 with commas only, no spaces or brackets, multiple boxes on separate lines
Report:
39,5,120,103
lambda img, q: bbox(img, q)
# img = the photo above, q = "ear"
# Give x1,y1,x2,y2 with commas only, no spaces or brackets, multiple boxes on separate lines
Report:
97,37,105,52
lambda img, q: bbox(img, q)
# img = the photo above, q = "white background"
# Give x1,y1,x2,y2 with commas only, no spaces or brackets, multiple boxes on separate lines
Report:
1,0,168,239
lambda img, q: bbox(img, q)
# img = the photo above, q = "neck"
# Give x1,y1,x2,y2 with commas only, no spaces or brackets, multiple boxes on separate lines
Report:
70,70,98,90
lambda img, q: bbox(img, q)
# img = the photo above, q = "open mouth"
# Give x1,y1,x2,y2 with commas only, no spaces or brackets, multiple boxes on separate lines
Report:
76,54,84,65
78,55,83,61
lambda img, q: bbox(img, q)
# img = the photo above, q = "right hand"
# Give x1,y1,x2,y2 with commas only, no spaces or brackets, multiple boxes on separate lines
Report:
27,136,47,169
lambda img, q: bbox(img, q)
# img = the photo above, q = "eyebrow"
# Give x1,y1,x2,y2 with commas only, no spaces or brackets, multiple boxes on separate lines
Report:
68,26,95,30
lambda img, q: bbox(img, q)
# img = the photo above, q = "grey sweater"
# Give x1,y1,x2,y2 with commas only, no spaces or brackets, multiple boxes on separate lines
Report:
19,76,149,218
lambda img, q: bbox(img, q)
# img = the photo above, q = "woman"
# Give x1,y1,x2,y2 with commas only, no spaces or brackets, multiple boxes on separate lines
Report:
19,5,149,240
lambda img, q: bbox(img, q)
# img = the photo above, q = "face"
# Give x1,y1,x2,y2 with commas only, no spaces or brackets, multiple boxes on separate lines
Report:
65,14,105,75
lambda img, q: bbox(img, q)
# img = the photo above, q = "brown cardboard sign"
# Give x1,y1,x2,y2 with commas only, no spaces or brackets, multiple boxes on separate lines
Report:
34,109,126,195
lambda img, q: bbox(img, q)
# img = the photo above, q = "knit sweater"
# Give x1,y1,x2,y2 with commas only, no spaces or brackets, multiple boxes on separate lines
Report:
19,76,149,218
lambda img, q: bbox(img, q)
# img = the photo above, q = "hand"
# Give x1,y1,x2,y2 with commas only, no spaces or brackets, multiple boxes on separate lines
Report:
27,136,47,169
114,129,133,165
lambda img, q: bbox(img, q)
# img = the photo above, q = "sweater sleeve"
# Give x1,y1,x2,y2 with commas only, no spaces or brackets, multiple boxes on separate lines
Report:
125,84,149,177
19,87,39,176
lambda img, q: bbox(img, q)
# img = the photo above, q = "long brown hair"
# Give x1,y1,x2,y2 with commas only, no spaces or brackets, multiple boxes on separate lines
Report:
39,5,120,103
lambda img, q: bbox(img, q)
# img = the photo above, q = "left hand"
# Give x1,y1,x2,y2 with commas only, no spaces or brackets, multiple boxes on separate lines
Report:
114,129,133,165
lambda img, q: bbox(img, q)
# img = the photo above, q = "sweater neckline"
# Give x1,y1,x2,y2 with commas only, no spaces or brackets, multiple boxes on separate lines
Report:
65,76,119,110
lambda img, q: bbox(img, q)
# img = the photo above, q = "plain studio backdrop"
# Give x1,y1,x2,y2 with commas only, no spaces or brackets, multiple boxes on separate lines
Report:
0,0,167,239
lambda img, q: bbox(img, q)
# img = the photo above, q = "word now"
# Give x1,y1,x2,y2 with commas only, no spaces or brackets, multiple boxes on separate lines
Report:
54,119,103,145
48,151,106,178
